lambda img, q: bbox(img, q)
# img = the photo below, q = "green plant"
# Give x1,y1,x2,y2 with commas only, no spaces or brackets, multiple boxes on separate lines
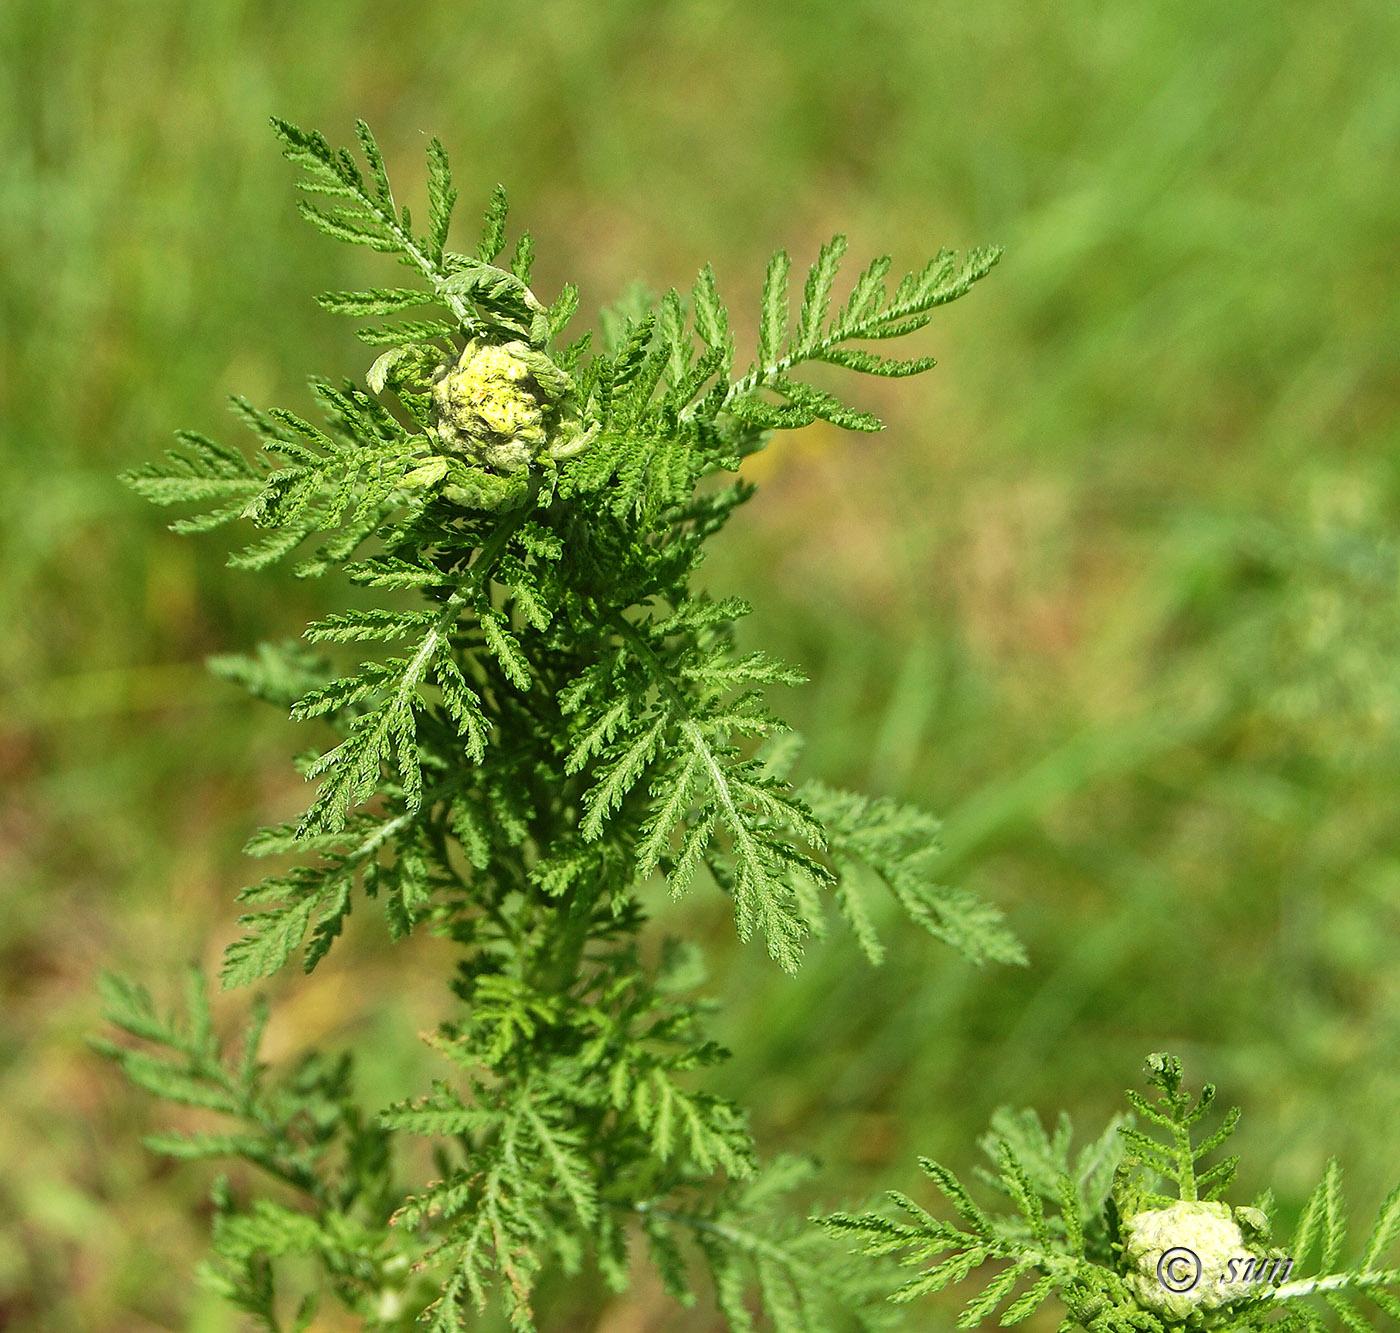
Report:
96,118,1012,1332
825,1053,1400,1332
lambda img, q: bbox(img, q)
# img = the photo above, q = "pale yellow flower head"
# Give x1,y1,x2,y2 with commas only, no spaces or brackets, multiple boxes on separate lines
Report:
1121,1200,1272,1322
431,340,549,472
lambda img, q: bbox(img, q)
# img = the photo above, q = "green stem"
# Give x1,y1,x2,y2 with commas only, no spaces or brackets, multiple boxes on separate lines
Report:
1273,1268,1400,1301
1175,1119,1197,1201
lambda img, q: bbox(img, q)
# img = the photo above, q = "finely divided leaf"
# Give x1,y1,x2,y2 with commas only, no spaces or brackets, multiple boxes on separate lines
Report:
796,235,849,353
426,137,457,261
759,249,791,366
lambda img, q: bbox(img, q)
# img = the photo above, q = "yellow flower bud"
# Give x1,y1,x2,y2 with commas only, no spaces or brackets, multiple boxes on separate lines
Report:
1121,1200,1276,1321
431,340,550,472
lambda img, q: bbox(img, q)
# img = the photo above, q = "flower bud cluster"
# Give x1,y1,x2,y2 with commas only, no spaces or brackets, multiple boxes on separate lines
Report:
1120,1200,1272,1322
431,340,554,472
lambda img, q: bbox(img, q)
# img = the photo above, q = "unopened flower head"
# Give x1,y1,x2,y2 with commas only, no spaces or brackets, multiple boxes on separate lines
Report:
1121,1200,1269,1322
431,339,551,472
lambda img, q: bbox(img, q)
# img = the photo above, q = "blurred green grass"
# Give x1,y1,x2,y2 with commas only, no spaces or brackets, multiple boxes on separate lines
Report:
3,0,1400,1328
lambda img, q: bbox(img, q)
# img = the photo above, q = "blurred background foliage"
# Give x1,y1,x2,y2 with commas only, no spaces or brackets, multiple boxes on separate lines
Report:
3,0,1400,1329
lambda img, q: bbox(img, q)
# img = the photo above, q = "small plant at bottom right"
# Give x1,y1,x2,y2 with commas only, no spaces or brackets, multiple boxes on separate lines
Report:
824,1053,1400,1332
